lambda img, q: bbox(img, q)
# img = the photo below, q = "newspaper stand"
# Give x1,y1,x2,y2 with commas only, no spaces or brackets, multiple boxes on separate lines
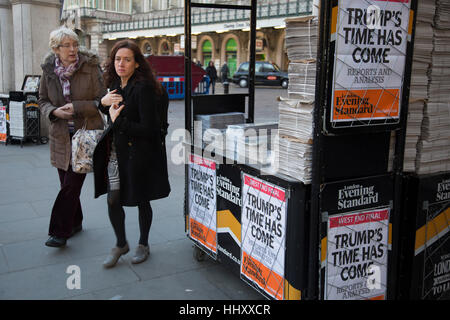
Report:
185,142,310,300
396,172,450,300
184,0,421,300
8,75,42,147
309,0,419,300
183,0,312,300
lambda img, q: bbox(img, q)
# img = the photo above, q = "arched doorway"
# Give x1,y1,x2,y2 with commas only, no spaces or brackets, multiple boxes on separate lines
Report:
202,40,212,67
276,31,288,71
225,38,237,77
141,41,152,56
159,40,170,55
255,32,268,62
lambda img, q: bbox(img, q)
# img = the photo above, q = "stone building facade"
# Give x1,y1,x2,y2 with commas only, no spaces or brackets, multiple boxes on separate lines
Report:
62,0,315,76
0,0,62,93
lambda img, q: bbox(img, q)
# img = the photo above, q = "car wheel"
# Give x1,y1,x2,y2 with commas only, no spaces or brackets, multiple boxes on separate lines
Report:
239,79,248,88
281,79,289,89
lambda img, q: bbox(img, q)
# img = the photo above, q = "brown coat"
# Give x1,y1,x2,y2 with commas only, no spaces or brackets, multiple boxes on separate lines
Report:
39,50,106,170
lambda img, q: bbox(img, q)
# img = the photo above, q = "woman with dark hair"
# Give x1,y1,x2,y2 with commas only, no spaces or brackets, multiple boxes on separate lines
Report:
93,40,170,268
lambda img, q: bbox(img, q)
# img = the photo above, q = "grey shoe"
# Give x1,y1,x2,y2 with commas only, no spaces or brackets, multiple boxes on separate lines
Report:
103,243,129,268
131,244,150,264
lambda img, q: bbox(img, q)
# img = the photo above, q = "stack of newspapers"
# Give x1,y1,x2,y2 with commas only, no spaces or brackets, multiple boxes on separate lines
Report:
414,0,450,174
427,29,450,103
420,0,437,24
416,102,450,174
285,16,318,100
278,135,313,183
388,100,424,172
277,98,314,183
285,16,318,61
225,122,278,164
409,22,433,98
397,1,434,172
194,112,245,149
275,15,319,183
390,0,450,174
404,100,425,172
287,61,316,101
435,0,450,29
278,97,314,144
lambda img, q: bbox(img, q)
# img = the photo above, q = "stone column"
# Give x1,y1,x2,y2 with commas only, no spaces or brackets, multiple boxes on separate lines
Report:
89,31,108,64
83,19,108,66
10,0,61,137
0,0,14,93
10,0,61,90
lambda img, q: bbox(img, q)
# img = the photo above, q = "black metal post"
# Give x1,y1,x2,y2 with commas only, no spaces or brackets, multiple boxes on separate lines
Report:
307,0,329,300
184,0,192,233
389,0,418,299
185,0,192,139
247,0,257,124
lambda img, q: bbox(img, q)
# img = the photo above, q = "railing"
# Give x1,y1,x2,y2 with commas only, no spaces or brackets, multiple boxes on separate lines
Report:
61,6,132,22
101,0,313,33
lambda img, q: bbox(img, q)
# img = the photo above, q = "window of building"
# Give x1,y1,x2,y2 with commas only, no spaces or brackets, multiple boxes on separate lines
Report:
104,0,116,11
98,0,131,12
84,0,96,7
150,0,158,10
64,0,79,9
132,0,143,12
158,0,168,10
118,0,131,12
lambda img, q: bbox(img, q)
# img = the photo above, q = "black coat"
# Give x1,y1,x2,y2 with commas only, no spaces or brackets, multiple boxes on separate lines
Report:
93,77,170,206
206,65,217,81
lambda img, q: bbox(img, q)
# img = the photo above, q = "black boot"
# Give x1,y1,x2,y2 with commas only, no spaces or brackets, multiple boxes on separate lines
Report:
45,236,67,247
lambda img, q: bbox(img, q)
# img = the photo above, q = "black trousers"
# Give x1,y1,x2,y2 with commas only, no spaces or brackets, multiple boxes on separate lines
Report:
209,79,216,94
48,165,86,238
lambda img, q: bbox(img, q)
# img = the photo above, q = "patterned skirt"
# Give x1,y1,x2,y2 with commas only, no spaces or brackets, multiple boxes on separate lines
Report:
107,142,120,191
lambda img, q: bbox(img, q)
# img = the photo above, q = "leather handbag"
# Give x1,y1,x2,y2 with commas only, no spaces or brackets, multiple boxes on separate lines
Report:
71,111,106,174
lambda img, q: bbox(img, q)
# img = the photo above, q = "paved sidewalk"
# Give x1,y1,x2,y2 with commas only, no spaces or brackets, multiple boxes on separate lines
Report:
0,86,283,300
0,141,261,300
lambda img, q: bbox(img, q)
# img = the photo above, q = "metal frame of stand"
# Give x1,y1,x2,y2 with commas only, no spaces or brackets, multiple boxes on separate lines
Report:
183,0,257,246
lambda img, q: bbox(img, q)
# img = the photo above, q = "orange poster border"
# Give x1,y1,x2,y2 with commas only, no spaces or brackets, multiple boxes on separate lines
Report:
332,88,400,122
189,217,217,253
241,251,284,300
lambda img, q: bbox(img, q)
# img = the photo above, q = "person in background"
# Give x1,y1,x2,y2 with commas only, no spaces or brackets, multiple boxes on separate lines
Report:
39,26,106,248
94,40,170,268
205,61,218,94
220,61,230,83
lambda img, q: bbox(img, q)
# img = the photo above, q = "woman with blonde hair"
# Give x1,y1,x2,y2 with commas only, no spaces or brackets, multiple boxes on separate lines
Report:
39,26,106,247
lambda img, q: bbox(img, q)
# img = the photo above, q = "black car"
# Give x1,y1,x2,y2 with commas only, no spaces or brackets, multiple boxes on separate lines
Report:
232,61,289,88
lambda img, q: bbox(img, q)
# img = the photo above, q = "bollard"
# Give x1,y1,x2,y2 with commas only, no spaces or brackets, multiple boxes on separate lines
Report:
223,81,229,94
